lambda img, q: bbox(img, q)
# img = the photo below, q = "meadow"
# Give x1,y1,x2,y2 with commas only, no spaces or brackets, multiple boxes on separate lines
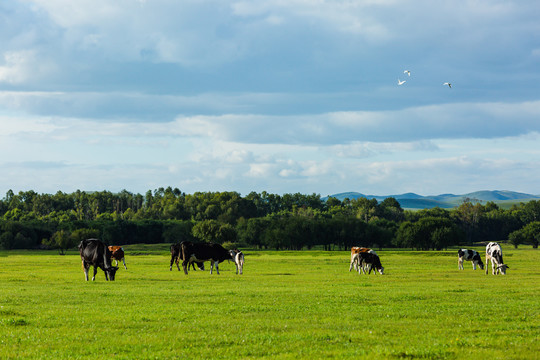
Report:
0,246,538,359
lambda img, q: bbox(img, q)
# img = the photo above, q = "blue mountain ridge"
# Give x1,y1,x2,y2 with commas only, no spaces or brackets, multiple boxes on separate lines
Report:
324,190,540,209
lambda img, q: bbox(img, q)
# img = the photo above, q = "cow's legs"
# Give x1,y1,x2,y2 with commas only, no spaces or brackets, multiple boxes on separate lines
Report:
472,261,477,270
365,263,372,275
102,266,110,281
122,258,127,270
458,258,464,270
182,259,189,275
215,261,220,275
349,254,357,272
485,257,489,275
83,261,90,281
92,266,98,281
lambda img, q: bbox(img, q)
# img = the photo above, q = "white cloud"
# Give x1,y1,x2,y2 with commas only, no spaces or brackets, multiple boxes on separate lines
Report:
2,98,540,149
247,163,275,178
169,100,540,144
329,140,439,159
0,51,35,84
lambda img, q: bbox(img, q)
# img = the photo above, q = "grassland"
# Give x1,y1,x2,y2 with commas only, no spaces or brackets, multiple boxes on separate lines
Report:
0,246,538,359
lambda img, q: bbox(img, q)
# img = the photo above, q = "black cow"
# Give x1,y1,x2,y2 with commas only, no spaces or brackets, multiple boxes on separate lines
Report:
170,242,205,271
78,239,119,281
181,242,234,275
354,251,384,275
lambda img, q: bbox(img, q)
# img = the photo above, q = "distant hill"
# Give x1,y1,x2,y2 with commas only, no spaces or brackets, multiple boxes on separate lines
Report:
324,190,540,210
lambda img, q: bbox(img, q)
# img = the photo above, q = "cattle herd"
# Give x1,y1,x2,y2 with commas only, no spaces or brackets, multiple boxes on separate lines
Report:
77,239,509,281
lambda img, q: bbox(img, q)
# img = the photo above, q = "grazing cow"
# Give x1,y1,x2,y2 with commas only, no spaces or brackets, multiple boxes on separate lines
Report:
485,242,509,275
230,249,244,275
181,242,235,275
78,239,118,281
349,247,377,272
169,242,205,271
108,246,127,269
457,249,484,270
351,252,384,275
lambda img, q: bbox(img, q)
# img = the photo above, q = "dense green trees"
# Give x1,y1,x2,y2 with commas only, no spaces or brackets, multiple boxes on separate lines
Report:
0,188,538,250
509,221,540,248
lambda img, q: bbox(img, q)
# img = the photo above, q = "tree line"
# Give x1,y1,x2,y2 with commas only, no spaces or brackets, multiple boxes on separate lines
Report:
0,188,539,252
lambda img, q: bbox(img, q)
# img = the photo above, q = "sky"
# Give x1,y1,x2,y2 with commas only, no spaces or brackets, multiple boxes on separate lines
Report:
1,0,540,197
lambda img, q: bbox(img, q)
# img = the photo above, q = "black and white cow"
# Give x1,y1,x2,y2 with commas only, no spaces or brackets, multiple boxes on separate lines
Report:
351,252,384,275
180,242,235,275
230,249,244,275
169,242,205,271
485,242,509,275
78,239,119,281
458,249,484,270
349,247,377,272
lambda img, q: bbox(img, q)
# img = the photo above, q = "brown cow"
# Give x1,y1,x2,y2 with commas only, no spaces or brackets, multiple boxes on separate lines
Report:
108,246,127,270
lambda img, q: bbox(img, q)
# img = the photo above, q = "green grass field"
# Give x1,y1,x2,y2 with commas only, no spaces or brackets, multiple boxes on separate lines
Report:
1,246,538,359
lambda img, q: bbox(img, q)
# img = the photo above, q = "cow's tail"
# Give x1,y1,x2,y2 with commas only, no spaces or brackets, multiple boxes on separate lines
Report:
180,243,187,265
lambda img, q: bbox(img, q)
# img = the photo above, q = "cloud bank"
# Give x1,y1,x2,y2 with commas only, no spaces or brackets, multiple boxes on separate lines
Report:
1,0,540,196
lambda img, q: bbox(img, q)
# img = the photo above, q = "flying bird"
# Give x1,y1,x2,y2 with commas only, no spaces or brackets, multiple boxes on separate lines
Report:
398,79,406,85
443,82,452,88
404,70,411,76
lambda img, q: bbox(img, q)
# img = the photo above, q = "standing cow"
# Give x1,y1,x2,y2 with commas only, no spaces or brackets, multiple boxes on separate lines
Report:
108,246,127,269
351,251,384,275
349,247,377,272
181,242,235,275
230,249,244,275
485,242,509,275
78,239,118,281
458,249,484,270
170,242,205,271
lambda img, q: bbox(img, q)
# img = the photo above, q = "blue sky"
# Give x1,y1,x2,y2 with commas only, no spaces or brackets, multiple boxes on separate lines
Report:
1,0,539,197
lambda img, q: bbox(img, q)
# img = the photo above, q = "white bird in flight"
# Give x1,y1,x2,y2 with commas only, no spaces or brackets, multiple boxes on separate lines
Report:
398,79,406,85
443,82,452,88
404,70,411,76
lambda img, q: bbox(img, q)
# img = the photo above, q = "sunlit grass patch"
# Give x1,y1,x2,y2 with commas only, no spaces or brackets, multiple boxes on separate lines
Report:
0,248,538,359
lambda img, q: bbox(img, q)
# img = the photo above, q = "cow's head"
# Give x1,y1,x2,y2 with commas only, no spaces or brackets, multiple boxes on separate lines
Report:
106,266,119,281
476,256,485,270
497,264,509,275
377,266,384,275
229,249,239,260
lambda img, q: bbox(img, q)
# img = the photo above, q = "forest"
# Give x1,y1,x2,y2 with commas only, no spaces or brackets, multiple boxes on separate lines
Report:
0,187,539,252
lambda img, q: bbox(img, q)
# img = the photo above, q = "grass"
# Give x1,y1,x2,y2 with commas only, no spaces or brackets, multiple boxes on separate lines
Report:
0,246,538,359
